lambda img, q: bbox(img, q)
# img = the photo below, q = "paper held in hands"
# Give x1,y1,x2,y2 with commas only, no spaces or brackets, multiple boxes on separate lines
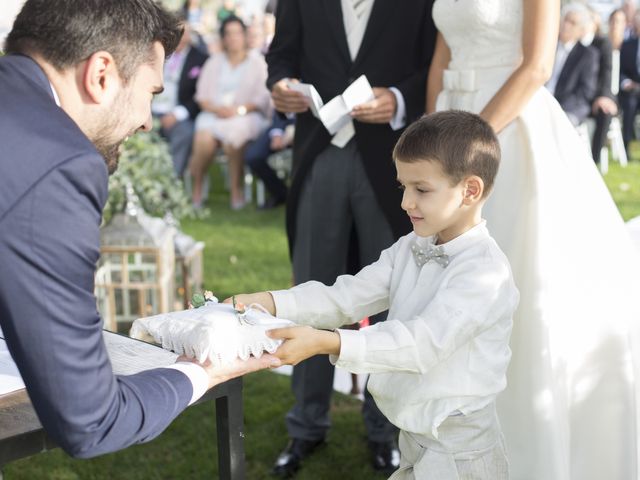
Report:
130,302,294,367
287,75,375,147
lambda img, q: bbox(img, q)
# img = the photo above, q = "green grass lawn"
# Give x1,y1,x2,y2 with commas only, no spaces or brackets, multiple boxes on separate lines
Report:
4,160,640,479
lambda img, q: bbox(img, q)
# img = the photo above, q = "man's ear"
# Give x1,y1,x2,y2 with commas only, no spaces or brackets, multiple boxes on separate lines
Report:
81,51,120,104
462,175,484,205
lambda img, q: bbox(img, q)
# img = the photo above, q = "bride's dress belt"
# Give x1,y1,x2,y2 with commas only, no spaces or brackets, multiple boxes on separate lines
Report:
443,66,516,93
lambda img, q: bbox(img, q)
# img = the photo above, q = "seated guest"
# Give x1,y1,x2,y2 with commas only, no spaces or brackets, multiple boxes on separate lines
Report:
584,6,618,163
546,3,599,127
619,11,640,156
152,19,208,177
189,15,271,210
623,0,638,40
244,114,294,209
609,7,627,53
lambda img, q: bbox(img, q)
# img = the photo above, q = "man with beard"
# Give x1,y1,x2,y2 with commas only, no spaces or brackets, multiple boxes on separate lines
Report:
0,0,279,459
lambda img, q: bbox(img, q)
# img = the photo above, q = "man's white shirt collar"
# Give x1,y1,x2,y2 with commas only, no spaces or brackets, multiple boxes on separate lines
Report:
49,82,61,107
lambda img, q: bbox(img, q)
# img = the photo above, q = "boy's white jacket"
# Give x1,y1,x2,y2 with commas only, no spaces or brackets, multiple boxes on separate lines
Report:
271,221,519,439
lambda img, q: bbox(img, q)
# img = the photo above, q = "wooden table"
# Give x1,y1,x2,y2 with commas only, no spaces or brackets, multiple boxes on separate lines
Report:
0,334,246,479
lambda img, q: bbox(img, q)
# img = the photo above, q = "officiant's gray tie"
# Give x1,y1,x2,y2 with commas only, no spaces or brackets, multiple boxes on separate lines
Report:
352,0,369,19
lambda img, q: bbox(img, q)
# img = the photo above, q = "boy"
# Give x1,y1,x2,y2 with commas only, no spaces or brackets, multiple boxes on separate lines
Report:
232,111,519,479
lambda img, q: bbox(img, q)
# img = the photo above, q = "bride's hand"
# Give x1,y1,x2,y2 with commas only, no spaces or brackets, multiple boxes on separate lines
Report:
223,292,276,315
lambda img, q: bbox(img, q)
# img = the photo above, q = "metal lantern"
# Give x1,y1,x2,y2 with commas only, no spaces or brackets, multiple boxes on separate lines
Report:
95,187,175,332
174,229,205,310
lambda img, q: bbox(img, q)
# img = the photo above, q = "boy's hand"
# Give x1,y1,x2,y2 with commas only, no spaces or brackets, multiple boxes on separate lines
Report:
268,326,341,365
222,292,276,315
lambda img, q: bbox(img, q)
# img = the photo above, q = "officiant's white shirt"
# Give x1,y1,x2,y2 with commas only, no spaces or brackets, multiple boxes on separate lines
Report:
341,0,406,130
272,221,519,438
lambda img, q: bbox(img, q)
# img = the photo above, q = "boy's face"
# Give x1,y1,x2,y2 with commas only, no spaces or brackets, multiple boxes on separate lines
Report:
396,159,468,241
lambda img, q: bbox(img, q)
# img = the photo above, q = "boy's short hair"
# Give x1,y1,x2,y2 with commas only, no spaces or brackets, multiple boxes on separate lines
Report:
393,111,500,197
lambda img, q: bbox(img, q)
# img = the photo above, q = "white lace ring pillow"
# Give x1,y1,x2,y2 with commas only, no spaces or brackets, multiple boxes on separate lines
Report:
130,303,293,366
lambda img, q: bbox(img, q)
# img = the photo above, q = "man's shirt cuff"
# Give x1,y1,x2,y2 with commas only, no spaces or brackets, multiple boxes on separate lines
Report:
165,362,209,405
389,87,407,131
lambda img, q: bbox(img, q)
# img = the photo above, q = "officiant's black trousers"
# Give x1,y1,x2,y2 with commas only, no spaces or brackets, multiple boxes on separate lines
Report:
287,140,398,443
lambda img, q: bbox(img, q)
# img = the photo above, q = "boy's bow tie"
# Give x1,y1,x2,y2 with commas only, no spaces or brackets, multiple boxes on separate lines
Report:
411,243,450,268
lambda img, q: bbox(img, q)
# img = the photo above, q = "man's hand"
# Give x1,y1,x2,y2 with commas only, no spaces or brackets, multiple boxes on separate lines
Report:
223,291,276,315
351,87,397,124
160,113,178,131
592,96,618,115
621,79,640,93
271,79,309,113
180,355,281,390
268,326,341,366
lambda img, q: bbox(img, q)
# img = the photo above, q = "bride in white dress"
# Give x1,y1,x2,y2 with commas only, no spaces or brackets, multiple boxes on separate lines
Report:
429,1,640,479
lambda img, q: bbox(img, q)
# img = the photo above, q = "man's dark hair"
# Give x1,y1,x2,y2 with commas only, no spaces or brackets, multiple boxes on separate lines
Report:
393,111,500,197
219,15,247,39
5,0,183,82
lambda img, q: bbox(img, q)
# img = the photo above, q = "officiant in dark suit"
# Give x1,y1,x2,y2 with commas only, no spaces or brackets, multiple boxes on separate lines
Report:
0,0,277,460
547,4,599,127
265,0,436,476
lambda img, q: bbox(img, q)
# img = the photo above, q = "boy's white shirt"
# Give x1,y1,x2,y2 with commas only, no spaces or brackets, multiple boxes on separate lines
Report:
271,221,519,439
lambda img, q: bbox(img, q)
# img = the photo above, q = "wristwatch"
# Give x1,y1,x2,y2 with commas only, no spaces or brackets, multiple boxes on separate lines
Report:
236,105,247,116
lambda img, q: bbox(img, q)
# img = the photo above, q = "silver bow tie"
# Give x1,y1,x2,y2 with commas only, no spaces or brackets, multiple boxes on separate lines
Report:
411,242,450,268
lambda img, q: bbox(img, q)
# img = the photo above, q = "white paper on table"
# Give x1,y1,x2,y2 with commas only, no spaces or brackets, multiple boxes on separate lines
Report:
0,336,25,395
286,80,324,119
0,330,180,396
104,331,178,376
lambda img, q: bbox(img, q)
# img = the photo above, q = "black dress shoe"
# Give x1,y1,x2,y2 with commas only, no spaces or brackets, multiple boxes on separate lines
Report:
369,439,400,475
272,438,325,478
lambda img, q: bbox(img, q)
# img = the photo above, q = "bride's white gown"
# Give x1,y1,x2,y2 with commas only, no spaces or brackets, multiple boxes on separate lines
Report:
433,1,640,479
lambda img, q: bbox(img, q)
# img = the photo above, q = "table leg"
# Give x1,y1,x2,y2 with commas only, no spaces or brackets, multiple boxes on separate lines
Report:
215,378,245,480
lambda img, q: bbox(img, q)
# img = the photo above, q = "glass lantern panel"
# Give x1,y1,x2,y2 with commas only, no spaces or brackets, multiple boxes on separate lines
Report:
114,288,124,316
100,252,124,283
126,253,158,284
143,289,159,317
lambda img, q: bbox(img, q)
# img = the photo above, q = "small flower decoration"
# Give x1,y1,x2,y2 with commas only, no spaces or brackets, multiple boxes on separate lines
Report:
188,66,201,79
190,292,206,308
189,290,218,309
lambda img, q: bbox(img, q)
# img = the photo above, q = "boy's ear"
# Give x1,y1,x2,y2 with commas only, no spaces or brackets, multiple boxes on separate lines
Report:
462,176,484,204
